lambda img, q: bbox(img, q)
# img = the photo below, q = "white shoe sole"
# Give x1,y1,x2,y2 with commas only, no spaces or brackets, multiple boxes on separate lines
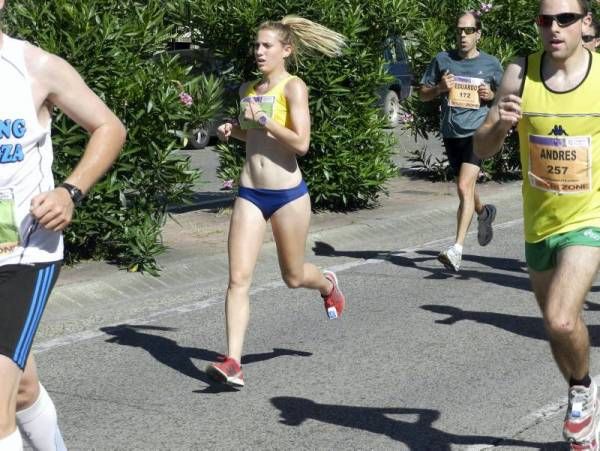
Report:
437,254,459,272
206,364,244,387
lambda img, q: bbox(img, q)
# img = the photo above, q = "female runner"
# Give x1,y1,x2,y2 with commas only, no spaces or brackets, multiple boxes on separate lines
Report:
206,16,347,388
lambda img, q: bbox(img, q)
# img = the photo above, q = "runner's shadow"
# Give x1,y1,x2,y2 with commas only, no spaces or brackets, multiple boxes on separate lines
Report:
395,250,532,290
312,241,532,288
585,300,600,311
313,241,526,272
312,241,449,280
416,250,599,292
416,249,527,272
421,305,600,346
270,397,565,449
100,324,312,393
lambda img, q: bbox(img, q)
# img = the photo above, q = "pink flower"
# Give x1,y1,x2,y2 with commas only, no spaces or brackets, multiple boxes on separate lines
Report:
222,179,234,190
179,92,193,107
479,2,493,13
400,113,414,123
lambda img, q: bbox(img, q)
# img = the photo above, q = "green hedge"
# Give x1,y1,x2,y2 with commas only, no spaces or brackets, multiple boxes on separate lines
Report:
189,0,417,209
5,0,223,273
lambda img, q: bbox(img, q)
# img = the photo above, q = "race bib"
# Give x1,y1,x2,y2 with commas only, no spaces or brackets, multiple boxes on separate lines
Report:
0,188,20,253
239,95,275,129
528,134,592,194
448,76,483,109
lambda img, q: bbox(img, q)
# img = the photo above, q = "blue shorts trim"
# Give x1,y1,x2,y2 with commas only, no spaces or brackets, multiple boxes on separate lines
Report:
0,261,60,370
238,180,309,219
13,264,56,367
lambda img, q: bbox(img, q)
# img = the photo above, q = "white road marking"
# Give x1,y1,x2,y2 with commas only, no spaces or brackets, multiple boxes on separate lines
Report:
36,216,578,443
34,218,524,354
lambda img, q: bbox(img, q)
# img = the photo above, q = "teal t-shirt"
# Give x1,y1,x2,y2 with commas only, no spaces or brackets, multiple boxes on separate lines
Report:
420,50,503,138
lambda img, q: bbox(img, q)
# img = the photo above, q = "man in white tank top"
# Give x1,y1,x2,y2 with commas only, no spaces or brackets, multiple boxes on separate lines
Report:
0,0,126,448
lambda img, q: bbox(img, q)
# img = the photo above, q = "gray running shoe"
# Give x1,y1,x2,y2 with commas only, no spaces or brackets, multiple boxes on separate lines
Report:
437,246,461,271
563,380,600,447
477,204,497,246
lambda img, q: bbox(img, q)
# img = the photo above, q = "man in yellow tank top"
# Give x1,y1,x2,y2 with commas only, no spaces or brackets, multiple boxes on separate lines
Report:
475,0,600,447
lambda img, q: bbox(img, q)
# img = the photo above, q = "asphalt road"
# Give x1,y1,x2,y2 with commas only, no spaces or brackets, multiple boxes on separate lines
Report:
31,180,600,449
25,128,600,449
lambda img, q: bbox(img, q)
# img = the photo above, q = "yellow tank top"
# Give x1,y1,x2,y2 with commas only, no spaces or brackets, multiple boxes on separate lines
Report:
518,50,600,243
239,75,297,130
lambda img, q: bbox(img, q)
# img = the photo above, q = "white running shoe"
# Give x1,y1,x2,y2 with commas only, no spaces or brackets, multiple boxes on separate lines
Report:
437,246,461,272
564,380,600,449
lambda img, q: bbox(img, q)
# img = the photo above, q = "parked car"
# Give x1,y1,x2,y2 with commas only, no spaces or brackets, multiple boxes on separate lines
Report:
381,36,413,128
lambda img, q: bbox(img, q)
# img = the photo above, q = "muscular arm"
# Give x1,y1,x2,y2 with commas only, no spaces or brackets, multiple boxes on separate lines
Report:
473,58,525,159
27,45,126,231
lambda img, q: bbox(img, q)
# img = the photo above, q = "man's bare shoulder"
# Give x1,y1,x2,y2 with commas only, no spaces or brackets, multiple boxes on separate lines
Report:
23,42,52,75
23,42,75,88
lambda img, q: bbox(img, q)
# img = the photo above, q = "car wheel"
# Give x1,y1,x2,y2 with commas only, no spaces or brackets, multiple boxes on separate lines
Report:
383,90,400,128
189,127,210,149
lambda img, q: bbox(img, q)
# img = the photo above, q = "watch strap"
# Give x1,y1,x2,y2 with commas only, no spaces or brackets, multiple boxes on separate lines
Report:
57,182,84,205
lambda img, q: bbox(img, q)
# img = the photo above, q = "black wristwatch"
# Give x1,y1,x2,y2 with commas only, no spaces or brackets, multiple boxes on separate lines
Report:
57,182,84,206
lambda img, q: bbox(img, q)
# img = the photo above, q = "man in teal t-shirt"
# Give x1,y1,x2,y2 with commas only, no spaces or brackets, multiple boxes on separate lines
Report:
419,10,503,272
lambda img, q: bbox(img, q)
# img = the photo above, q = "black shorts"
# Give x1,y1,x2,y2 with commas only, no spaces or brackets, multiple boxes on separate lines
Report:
0,261,61,369
443,136,482,177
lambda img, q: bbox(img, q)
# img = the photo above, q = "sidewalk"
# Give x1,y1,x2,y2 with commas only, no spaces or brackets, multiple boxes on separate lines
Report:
43,131,523,343
48,128,458,297
52,127,445,291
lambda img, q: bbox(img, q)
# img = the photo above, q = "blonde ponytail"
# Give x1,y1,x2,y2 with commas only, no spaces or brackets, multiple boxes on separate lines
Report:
259,15,346,66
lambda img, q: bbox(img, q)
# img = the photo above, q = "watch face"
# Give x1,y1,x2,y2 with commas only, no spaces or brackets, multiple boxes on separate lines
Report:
59,183,83,205
72,189,84,204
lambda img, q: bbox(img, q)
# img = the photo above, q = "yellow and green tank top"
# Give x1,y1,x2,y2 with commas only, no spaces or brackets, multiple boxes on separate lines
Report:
518,50,600,243
239,75,297,130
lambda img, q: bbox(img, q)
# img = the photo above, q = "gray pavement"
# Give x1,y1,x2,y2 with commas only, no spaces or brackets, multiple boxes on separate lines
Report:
30,128,600,449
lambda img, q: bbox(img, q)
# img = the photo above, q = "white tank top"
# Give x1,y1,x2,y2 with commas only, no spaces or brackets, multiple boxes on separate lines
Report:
0,34,62,266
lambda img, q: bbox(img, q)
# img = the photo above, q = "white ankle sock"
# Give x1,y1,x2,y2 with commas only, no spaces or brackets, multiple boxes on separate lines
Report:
453,243,463,254
0,428,23,451
16,384,66,451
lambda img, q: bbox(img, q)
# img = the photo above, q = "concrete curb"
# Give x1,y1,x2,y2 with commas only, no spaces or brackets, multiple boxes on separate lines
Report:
41,176,524,342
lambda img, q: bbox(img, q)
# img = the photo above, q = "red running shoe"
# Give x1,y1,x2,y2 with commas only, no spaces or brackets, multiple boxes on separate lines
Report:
322,270,345,319
206,356,244,387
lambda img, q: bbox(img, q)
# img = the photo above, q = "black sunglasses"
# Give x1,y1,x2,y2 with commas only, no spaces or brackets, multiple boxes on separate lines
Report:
457,27,478,35
582,35,597,43
535,13,584,28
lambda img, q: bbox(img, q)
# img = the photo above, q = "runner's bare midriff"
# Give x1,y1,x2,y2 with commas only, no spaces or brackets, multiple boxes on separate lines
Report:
240,130,302,189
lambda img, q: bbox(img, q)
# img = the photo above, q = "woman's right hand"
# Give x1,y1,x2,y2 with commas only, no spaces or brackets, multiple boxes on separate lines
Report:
217,123,233,142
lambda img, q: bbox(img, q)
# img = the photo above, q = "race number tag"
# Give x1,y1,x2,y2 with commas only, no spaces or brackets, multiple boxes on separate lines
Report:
528,134,592,194
448,76,483,109
239,95,275,129
0,188,20,253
